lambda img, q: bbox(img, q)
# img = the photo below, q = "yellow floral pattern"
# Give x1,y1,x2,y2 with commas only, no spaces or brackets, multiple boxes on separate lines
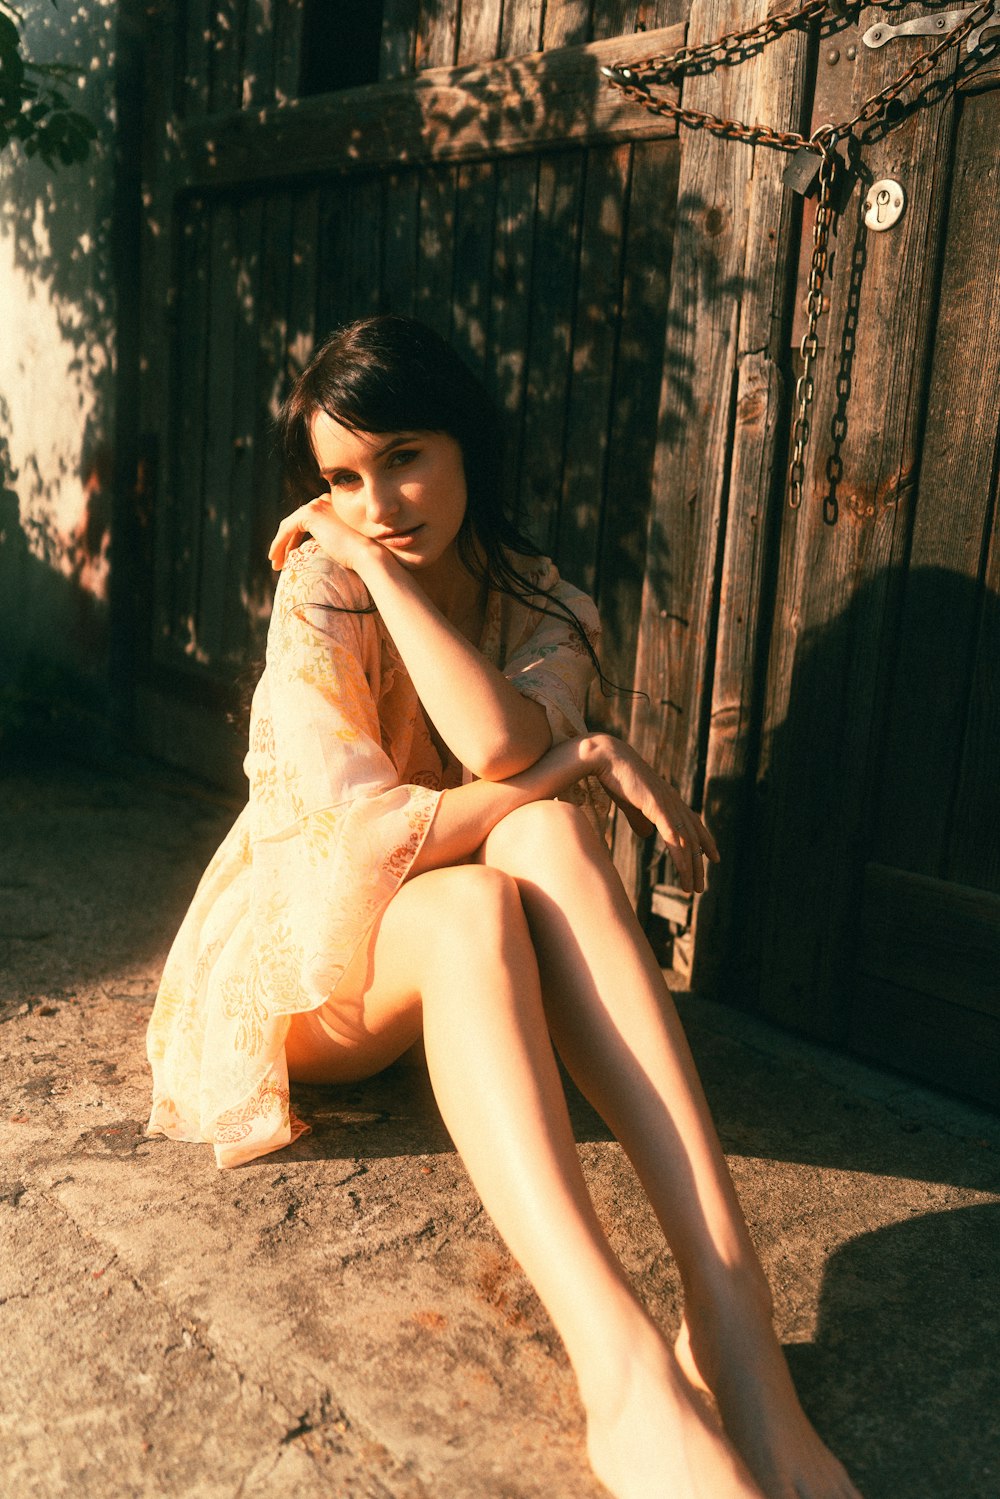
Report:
146,541,605,1167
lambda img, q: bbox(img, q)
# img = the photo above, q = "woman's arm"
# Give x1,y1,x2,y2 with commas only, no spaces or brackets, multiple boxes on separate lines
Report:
270,499,551,780
410,732,719,894
354,545,552,780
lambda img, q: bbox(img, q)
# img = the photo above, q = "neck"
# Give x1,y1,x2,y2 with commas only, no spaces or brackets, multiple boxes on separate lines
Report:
416,540,487,629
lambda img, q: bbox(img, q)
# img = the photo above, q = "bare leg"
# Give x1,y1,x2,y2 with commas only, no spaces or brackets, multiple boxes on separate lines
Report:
480,801,861,1499
287,864,761,1499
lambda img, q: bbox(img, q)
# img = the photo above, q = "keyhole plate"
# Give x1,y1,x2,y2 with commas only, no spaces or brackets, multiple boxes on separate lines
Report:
864,178,906,231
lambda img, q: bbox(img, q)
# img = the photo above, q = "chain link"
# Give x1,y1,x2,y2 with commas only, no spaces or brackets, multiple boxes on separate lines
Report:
789,140,837,509
604,0,996,512
605,1,993,154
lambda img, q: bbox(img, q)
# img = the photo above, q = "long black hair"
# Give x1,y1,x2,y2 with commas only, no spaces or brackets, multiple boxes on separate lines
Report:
277,315,608,683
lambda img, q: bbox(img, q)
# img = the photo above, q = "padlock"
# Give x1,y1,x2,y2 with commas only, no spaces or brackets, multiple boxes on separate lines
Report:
783,146,822,197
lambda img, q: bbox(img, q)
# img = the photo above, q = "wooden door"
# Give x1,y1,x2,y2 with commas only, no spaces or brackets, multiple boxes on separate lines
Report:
128,0,689,789
848,77,1000,1107
705,20,1000,1107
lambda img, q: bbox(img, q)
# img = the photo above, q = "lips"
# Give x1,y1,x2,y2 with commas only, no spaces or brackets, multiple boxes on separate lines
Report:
375,524,425,544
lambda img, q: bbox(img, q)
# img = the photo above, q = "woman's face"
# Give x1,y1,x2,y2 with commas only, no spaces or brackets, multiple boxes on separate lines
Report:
310,411,468,574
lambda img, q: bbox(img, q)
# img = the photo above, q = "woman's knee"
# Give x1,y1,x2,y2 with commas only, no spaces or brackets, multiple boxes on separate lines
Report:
403,864,527,957
482,798,606,873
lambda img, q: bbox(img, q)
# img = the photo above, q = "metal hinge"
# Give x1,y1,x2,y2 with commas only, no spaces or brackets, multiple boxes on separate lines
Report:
862,4,999,53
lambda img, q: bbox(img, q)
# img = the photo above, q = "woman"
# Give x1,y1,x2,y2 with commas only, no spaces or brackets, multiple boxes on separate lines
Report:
146,316,859,1499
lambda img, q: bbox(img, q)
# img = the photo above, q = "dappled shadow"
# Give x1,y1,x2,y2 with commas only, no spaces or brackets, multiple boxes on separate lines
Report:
0,1,123,732
145,13,699,735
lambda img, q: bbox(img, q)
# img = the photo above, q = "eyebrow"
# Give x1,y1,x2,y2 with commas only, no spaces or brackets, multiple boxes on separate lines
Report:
319,434,418,477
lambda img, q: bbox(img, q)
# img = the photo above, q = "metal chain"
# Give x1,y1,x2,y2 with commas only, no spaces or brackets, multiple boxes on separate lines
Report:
840,0,994,136
789,141,837,510
604,0,996,511
604,0,993,155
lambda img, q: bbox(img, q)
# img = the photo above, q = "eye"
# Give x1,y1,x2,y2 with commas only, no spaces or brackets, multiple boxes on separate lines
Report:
387,448,418,469
327,469,360,490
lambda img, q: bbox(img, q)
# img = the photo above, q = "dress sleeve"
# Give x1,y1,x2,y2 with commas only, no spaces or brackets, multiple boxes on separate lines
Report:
247,552,442,1008
148,546,441,1169
500,574,602,744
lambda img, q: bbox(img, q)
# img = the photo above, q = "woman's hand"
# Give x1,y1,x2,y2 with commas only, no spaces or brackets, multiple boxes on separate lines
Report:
588,734,719,895
268,495,381,573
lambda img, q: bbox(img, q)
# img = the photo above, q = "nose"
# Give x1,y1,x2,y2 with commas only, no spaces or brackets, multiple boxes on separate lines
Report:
363,476,401,525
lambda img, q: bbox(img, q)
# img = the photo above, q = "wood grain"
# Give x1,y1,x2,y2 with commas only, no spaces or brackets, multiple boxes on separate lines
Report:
747,9,966,1040
871,89,1000,891
689,11,810,992
625,0,770,908
173,25,684,190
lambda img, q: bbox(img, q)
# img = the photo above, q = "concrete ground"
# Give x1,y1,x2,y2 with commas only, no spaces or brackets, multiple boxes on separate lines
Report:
2,755,999,1499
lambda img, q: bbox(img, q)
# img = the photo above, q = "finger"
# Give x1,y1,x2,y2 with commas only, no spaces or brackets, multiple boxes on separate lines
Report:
666,843,692,895
693,813,720,862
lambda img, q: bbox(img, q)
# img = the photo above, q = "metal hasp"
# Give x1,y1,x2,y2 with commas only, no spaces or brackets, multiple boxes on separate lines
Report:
862,4,999,53
864,178,906,231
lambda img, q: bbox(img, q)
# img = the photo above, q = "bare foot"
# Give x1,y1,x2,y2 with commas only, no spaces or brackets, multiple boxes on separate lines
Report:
676,1298,863,1499
584,1330,765,1499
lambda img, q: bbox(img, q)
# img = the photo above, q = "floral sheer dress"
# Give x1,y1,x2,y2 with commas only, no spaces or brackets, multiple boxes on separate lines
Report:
146,540,606,1167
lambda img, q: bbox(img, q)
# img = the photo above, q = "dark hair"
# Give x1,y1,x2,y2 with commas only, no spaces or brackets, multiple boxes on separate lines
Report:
277,315,610,684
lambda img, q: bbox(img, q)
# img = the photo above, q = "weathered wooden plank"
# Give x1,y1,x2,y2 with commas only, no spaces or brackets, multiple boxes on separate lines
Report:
849,975,1000,1112
174,25,684,190
195,200,242,664
286,190,319,390
856,863,1000,1018
488,155,538,524
246,192,294,649
746,15,965,1039
272,0,305,104
556,143,630,598
220,195,265,663
381,0,419,80
872,89,1000,886
348,174,385,317
627,0,765,887
451,161,497,377
592,0,689,40
161,202,213,668
182,0,212,117
416,0,459,69
516,152,585,552
457,0,502,64
542,0,592,49
241,0,276,108
140,0,181,673
382,170,421,317
687,14,810,990
500,0,544,58
596,137,680,739
315,182,354,339
415,165,458,339
947,477,1000,893
208,0,242,113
